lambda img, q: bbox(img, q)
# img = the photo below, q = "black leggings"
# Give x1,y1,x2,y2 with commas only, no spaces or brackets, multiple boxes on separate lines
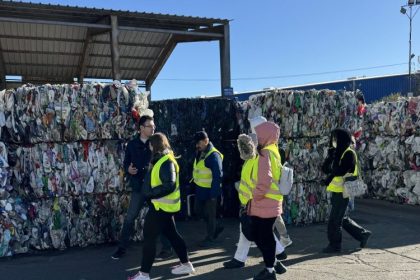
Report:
328,192,367,249
141,207,189,273
251,216,277,268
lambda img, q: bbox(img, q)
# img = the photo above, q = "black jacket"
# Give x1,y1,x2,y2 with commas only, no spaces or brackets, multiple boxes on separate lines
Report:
322,128,356,185
123,135,152,191
143,152,177,200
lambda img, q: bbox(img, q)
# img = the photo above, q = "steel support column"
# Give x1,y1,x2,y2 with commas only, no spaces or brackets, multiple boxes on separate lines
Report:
110,15,121,81
219,23,231,96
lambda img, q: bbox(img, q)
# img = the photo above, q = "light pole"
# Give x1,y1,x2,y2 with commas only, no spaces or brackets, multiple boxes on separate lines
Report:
401,0,420,94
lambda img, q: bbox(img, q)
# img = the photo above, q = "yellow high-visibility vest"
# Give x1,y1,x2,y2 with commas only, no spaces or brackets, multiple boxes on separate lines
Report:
193,147,224,188
238,157,257,205
151,153,181,213
327,147,359,193
251,143,283,202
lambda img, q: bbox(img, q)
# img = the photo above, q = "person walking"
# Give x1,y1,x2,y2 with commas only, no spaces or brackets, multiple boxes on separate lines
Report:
192,131,224,247
223,133,287,275
128,133,195,280
251,117,293,249
111,115,154,260
248,120,284,280
321,128,371,253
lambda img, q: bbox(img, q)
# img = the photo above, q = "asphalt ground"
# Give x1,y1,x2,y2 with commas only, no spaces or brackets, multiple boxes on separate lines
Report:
1,198,420,280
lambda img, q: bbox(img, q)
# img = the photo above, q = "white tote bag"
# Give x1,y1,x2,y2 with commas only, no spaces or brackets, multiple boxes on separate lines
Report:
278,162,294,195
342,166,367,199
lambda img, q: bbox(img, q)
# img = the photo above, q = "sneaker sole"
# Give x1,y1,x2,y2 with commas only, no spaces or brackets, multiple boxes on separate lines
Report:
171,271,196,275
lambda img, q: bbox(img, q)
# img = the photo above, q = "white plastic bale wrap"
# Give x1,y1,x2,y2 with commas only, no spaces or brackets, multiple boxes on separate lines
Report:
360,96,420,205
239,89,363,225
0,82,150,257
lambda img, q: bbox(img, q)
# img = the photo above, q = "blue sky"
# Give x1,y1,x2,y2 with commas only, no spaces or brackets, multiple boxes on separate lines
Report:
17,0,420,100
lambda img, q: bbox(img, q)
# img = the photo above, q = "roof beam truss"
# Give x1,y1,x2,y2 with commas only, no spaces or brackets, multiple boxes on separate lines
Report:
145,35,177,89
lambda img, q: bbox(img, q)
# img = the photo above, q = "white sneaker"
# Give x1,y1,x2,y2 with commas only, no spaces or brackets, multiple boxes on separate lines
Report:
127,271,150,280
171,262,195,275
280,236,293,248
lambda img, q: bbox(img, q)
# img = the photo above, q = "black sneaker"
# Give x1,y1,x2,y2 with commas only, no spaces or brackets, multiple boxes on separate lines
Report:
253,268,277,280
274,261,287,274
156,249,173,260
322,245,342,254
214,226,224,239
223,258,245,269
276,251,287,260
360,231,372,248
111,247,126,260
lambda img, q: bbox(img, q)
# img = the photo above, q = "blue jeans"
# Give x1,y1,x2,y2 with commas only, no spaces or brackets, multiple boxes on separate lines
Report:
119,191,145,249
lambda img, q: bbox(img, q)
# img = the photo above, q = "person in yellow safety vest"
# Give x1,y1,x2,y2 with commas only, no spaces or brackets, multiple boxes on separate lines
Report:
128,133,195,280
249,117,293,249
247,121,284,280
321,128,371,254
192,131,224,248
222,133,287,276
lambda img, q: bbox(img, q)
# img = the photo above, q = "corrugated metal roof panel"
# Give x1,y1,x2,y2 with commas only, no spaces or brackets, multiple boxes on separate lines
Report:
6,64,76,77
120,58,152,69
3,53,79,66
1,37,84,53
119,31,169,45
94,33,109,42
0,22,85,40
0,1,227,87
90,43,109,56
97,57,111,68
0,1,228,25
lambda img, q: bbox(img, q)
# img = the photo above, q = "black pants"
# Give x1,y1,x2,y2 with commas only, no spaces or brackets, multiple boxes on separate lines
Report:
251,216,277,268
119,191,145,249
160,235,172,252
195,198,221,241
141,207,189,273
328,192,368,249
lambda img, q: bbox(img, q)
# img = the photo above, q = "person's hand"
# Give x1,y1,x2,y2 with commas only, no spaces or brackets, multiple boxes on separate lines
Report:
128,163,138,175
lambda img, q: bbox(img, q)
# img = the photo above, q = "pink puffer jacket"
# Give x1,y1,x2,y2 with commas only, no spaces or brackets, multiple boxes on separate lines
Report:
248,121,282,218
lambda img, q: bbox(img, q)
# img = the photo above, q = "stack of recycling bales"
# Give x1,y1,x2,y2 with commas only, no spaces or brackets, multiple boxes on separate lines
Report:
360,96,420,205
238,89,363,225
0,82,149,257
0,84,243,257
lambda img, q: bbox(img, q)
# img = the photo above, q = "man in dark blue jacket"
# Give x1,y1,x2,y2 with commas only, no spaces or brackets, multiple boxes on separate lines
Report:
112,115,155,259
192,131,224,247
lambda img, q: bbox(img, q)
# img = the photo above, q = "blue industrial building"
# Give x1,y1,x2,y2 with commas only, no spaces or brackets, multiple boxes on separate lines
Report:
234,73,418,103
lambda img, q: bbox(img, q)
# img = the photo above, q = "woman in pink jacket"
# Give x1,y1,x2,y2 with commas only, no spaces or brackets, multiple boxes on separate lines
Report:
249,121,283,280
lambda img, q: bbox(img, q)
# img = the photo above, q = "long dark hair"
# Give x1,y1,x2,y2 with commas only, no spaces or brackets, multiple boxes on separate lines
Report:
149,132,172,156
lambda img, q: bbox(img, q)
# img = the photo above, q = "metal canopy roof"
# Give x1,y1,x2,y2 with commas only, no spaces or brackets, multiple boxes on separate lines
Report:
0,1,231,94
